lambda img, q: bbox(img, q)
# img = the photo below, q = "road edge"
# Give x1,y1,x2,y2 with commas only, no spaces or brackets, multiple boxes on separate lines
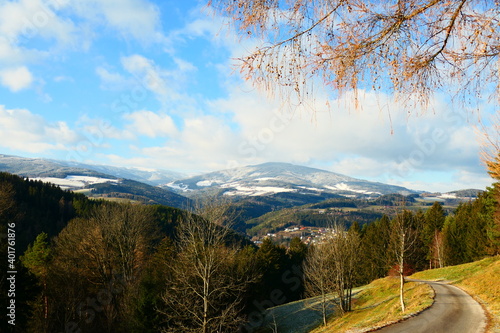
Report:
362,279,436,333
449,282,491,333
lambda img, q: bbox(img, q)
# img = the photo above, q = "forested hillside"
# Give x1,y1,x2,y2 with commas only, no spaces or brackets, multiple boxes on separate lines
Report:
0,173,308,332
1,172,499,332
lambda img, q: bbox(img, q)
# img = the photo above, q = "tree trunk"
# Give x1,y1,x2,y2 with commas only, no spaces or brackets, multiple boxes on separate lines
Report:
322,292,327,327
399,272,406,313
203,276,209,333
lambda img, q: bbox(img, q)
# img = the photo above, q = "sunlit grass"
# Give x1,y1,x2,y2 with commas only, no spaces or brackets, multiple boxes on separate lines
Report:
259,256,499,333
411,256,500,333
311,277,434,333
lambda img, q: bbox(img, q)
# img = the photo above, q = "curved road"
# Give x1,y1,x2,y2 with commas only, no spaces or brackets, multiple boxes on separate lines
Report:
374,280,487,333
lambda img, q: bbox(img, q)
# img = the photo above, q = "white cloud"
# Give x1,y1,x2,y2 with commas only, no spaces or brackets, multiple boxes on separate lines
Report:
328,156,397,179
99,114,240,172
385,169,493,193
206,84,488,189
0,105,78,153
124,110,178,138
173,57,197,73
70,0,163,44
147,114,238,171
0,66,34,91
120,54,197,107
0,37,28,64
53,75,74,83
76,115,134,141
121,55,171,99
95,66,133,91
0,0,79,61
454,169,493,190
0,0,167,70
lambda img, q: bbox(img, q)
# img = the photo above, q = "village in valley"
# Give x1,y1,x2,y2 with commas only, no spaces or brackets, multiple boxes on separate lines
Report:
253,225,337,245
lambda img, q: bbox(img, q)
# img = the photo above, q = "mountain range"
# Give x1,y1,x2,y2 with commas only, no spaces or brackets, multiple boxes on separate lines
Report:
166,162,415,198
0,154,481,209
0,154,184,185
0,154,190,208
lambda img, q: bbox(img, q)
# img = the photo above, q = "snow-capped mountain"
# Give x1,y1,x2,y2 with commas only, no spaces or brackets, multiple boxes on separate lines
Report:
0,154,184,185
0,154,480,205
0,154,190,208
167,162,416,198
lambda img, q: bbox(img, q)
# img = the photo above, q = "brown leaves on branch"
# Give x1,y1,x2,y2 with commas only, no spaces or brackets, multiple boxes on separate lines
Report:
211,0,500,110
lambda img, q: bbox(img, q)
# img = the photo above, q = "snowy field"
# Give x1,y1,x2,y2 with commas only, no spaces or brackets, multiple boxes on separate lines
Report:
30,175,119,190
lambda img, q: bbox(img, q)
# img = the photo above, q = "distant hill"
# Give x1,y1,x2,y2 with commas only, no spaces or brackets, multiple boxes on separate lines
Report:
89,178,190,208
0,154,190,209
167,162,417,198
0,154,184,185
0,155,485,231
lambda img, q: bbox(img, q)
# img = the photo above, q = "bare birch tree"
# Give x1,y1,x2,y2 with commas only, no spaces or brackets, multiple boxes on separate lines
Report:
390,210,418,313
304,223,361,326
160,197,255,333
303,242,336,327
332,226,361,313
211,0,500,111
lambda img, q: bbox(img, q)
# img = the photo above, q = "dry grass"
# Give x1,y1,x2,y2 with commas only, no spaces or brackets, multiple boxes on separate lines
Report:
311,277,434,333
411,256,500,333
260,256,499,333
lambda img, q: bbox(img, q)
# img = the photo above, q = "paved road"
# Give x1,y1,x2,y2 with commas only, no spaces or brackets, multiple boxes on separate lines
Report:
374,280,487,333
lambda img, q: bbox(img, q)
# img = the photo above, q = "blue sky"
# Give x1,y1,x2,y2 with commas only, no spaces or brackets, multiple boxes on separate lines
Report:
0,0,495,192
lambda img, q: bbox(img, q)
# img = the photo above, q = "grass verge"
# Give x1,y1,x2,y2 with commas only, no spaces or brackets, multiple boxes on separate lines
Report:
411,255,500,333
311,277,434,333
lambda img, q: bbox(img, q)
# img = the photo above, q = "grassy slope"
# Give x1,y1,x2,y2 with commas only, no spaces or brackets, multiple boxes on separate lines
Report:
311,278,433,333
257,293,340,333
411,255,500,333
257,278,433,333
258,256,499,333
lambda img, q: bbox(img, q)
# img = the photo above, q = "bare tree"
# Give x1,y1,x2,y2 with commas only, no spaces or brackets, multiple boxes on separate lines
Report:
333,226,361,313
390,210,418,313
430,230,445,268
51,203,156,332
303,242,336,327
160,197,255,333
211,0,500,110
304,223,361,325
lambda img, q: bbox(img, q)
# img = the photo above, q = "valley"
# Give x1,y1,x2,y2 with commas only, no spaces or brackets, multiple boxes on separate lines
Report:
0,154,481,240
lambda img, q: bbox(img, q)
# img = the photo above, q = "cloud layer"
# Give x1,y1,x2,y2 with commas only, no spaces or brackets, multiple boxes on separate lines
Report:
0,0,493,193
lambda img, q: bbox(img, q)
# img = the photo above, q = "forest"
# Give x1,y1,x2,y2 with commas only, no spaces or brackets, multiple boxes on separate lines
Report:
1,171,499,332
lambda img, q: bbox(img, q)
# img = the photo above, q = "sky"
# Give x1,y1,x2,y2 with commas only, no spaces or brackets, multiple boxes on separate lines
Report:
0,0,495,193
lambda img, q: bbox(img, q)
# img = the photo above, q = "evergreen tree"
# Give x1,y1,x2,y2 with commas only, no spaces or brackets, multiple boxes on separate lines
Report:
349,221,362,235
254,238,290,303
442,195,492,266
359,215,391,283
442,215,465,266
287,237,307,300
21,232,53,332
422,203,446,268
465,193,492,261
481,187,500,255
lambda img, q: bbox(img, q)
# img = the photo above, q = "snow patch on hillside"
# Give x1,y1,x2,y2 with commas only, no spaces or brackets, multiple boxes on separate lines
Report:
166,182,191,192
438,193,457,199
197,180,215,187
223,185,296,196
324,184,380,195
31,175,119,190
